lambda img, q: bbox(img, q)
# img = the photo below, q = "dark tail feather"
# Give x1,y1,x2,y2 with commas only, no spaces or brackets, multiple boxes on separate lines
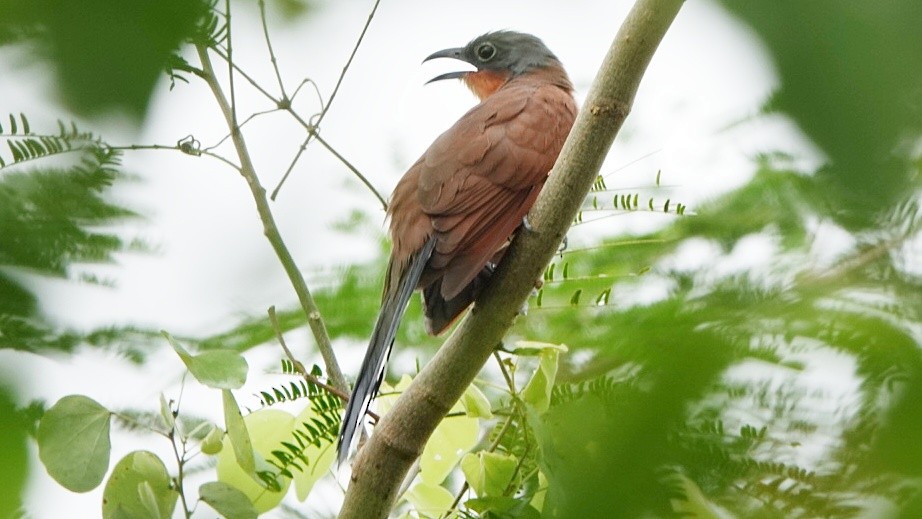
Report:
423,262,496,335
337,237,437,466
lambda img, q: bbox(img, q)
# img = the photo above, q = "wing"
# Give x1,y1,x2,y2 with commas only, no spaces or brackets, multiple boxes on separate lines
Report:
413,81,576,299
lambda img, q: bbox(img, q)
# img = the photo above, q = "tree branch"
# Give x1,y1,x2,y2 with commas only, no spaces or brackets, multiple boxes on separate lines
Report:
195,43,348,392
337,0,685,516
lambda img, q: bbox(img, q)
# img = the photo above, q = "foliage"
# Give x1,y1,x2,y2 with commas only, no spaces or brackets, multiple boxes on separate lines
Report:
0,115,140,353
0,0,210,116
4,0,922,518
0,391,28,517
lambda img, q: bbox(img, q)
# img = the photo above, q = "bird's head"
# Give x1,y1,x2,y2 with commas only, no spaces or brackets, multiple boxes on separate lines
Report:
423,31,568,100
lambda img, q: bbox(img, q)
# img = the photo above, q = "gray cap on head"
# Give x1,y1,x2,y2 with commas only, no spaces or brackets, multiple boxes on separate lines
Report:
424,31,561,83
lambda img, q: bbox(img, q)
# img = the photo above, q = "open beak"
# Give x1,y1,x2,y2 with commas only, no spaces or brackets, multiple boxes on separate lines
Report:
423,47,473,84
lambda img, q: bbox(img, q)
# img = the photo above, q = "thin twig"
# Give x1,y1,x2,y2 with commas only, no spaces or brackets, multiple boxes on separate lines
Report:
195,42,347,392
311,130,388,210
258,0,288,101
164,396,193,519
213,44,386,210
323,0,379,123
276,135,313,200
204,107,283,152
267,306,376,419
280,105,388,209
494,351,517,395
207,6,382,206
267,305,306,373
290,78,325,107
110,143,241,171
270,0,381,198
225,0,237,126
212,46,281,103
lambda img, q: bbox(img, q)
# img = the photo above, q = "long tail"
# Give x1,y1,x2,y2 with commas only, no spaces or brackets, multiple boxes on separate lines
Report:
337,237,437,466
422,262,495,335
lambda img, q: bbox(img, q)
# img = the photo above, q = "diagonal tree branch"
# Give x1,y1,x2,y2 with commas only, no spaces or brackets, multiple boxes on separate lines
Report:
338,0,686,516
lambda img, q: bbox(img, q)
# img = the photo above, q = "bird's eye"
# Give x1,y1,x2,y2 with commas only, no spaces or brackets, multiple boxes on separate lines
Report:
476,42,496,62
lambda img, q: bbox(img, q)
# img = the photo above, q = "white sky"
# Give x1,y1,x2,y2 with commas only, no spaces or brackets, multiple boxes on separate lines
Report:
0,0,831,516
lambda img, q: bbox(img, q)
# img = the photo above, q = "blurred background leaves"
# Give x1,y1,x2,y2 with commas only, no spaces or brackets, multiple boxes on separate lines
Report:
0,0,209,117
720,0,922,229
0,0,920,517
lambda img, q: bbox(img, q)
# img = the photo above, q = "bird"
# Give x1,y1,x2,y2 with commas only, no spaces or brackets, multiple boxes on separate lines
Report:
337,30,578,465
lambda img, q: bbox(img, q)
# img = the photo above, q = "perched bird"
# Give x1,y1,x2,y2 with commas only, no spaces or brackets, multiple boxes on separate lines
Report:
337,31,577,464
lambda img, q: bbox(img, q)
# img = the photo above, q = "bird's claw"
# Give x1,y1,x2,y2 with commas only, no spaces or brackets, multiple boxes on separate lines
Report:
557,235,568,255
521,215,533,232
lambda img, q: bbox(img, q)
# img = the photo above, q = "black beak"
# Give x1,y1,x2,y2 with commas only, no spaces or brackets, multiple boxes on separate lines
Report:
422,46,473,84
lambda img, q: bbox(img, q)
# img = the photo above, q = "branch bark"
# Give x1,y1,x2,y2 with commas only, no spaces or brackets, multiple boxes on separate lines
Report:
339,0,685,516
195,44,348,392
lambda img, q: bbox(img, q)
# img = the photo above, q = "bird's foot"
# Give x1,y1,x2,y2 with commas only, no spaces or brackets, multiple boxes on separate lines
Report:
521,215,533,232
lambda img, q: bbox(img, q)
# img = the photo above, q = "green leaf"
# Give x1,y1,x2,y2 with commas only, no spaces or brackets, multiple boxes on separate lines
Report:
461,384,493,419
521,347,563,413
465,496,538,517
292,404,336,501
158,393,174,430
404,481,455,517
377,375,480,486
0,391,28,517
37,395,111,492
101,451,177,519
188,350,249,389
420,398,479,485
216,408,294,513
165,332,248,389
221,390,255,474
138,481,162,518
509,340,569,356
199,481,258,519
460,451,517,498
201,426,224,455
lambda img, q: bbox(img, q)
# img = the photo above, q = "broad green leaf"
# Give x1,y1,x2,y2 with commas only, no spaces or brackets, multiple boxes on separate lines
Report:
521,347,563,413
188,350,248,389
138,481,162,518
461,451,517,498
461,384,493,419
405,481,455,516
465,496,539,518
373,375,413,416
158,393,174,430
509,341,569,356
530,470,548,512
185,419,214,440
164,331,192,362
199,481,258,519
217,408,295,513
101,451,177,519
165,332,248,389
377,375,480,486
221,390,255,474
201,426,224,455
292,404,336,501
38,395,111,492
420,410,479,485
